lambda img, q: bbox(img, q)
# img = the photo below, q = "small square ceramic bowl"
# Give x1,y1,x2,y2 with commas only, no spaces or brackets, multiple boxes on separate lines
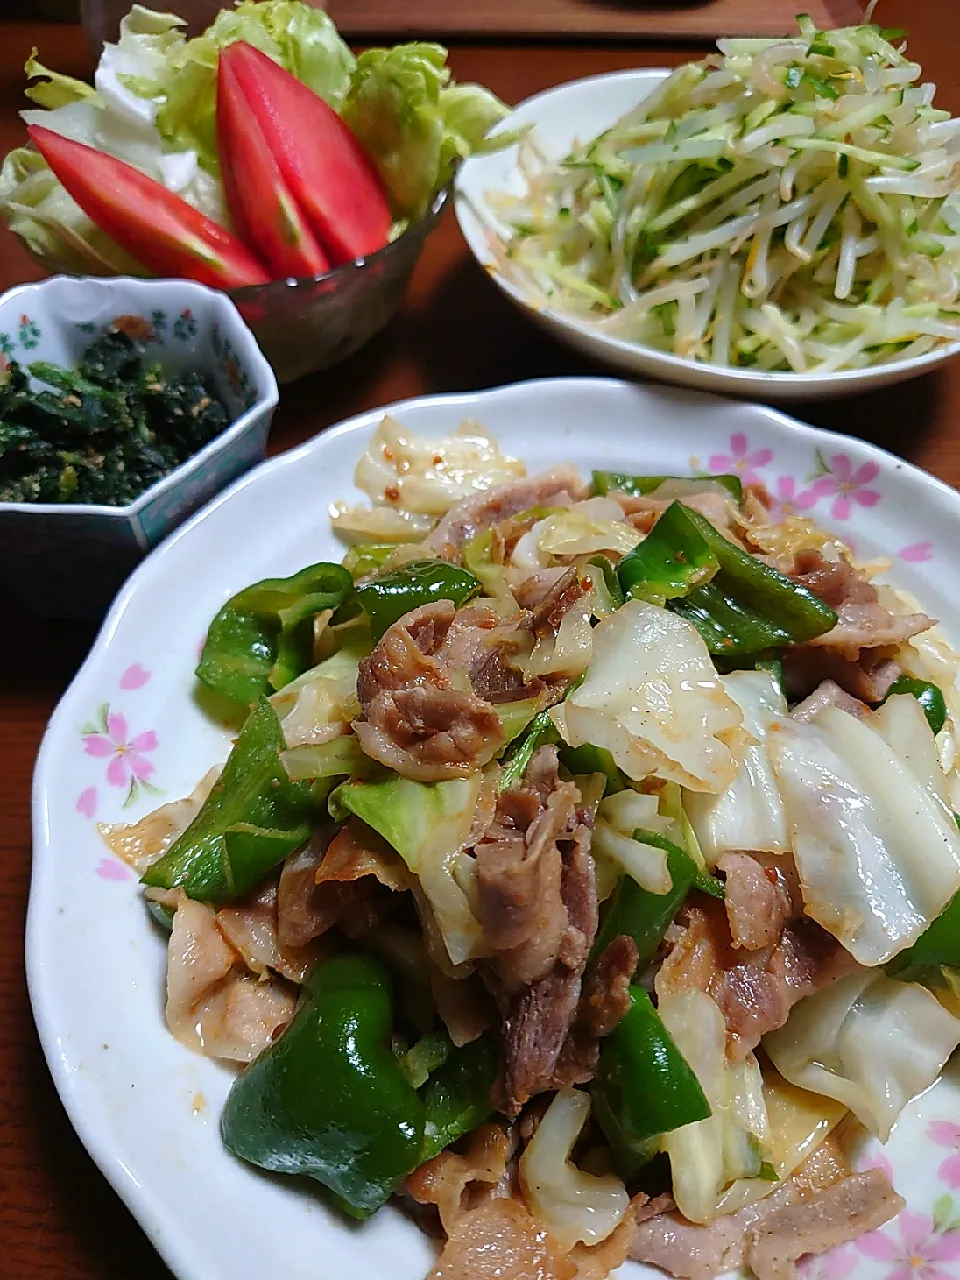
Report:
0,275,279,618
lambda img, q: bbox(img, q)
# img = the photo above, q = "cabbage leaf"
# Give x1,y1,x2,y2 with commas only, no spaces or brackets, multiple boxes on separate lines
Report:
658,989,770,1225
767,705,960,964
685,670,789,866
764,970,960,1141
556,600,747,793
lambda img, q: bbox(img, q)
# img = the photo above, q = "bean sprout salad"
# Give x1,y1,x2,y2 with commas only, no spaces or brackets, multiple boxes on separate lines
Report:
483,14,960,373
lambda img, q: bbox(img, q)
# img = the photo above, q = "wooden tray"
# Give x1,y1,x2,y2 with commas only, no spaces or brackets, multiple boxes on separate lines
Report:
322,0,863,41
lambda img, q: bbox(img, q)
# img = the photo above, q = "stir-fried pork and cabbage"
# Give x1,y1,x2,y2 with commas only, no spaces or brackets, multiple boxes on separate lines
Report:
104,420,960,1280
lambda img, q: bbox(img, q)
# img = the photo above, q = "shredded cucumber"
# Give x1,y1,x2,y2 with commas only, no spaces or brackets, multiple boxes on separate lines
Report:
484,15,960,373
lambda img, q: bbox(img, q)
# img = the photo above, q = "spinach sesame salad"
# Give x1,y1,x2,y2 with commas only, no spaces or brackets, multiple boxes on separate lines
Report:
0,327,229,506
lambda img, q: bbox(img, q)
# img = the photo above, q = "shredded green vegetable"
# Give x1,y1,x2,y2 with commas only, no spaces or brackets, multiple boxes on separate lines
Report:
484,17,960,374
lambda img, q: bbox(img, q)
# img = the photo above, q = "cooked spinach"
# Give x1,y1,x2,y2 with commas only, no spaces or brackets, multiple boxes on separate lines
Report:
0,328,229,506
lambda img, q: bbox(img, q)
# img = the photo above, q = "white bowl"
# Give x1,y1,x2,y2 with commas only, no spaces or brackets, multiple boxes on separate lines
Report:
29,375,960,1280
455,69,960,401
0,275,279,617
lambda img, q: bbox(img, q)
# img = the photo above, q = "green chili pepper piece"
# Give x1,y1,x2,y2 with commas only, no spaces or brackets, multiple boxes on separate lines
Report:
617,501,720,608
558,742,626,794
197,562,353,707
141,699,314,901
593,830,721,968
420,1035,498,1163
498,708,559,792
221,953,426,1218
342,543,398,580
591,986,711,1178
621,502,837,654
591,470,744,504
886,890,960,983
356,559,482,641
880,675,947,735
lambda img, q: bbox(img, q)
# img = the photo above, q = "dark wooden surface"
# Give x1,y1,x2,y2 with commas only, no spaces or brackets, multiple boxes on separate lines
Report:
320,0,862,43
0,10,958,1276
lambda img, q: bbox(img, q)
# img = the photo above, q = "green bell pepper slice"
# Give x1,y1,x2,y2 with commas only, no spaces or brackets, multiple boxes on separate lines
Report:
420,1035,498,1163
886,890,960,984
617,501,719,609
591,986,711,1179
356,559,482,641
619,502,837,655
221,953,426,1218
592,830,722,969
141,699,314,901
197,561,353,707
558,742,626,794
879,675,947,735
592,470,744,504
498,708,559,792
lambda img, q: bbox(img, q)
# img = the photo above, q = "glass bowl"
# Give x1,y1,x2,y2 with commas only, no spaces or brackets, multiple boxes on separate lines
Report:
228,189,448,384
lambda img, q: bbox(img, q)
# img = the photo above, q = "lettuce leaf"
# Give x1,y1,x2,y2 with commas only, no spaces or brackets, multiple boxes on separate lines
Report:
24,48,100,109
154,0,354,174
342,43,510,220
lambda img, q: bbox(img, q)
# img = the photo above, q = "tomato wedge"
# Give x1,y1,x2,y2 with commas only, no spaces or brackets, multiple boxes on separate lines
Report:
217,55,330,280
28,125,271,290
220,42,392,266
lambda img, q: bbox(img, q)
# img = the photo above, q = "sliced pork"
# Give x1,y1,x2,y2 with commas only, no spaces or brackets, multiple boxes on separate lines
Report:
657,897,856,1060
629,1140,903,1280
354,600,506,780
718,852,801,952
788,549,933,660
476,748,599,1115
424,466,586,561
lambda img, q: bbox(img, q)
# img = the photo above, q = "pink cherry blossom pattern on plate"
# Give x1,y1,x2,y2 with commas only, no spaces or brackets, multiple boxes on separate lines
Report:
898,542,935,564
797,1243,860,1280
707,432,774,486
929,1122,960,1191
807,451,882,522
96,858,132,882
81,703,161,809
76,787,98,820
766,475,818,521
119,663,151,691
857,1208,960,1280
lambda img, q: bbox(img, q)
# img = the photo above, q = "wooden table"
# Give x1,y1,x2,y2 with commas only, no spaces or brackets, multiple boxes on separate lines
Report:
0,9,958,1276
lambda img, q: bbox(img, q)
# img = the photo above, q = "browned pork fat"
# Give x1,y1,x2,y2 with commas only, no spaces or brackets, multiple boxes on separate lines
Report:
354,600,507,780
657,895,856,1060
423,465,586,561
609,490,737,537
788,549,933,660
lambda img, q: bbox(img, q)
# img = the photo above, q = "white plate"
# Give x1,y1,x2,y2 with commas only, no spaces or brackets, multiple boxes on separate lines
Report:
29,377,960,1280
455,70,960,401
